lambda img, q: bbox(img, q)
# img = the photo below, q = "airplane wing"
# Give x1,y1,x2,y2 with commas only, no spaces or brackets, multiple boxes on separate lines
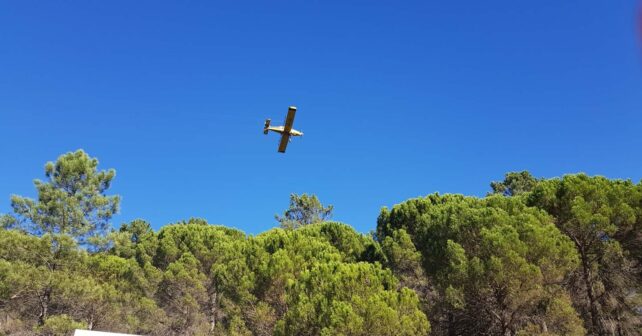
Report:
278,133,290,153
283,107,296,133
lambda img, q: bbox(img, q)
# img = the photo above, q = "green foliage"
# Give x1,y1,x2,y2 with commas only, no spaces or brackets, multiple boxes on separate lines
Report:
3,218,428,336
111,219,158,266
274,262,429,336
3,153,642,336
276,193,333,229
381,228,432,312
297,222,385,263
490,170,539,196
158,253,209,334
381,229,423,283
36,314,87,336
9,149,120,241
0,214,17,230
528,174,641,335
377,193,583,335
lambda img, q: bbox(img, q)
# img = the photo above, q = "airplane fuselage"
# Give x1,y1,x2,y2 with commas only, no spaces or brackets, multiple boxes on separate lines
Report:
267,126,303,136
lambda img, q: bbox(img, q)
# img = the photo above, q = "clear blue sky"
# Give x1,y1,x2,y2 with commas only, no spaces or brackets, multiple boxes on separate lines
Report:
1,1,641,234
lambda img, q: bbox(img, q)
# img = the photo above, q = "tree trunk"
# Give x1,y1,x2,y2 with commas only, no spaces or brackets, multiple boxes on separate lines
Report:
579,247,603,336
209,291,218,332
447,312,455,336
38,287,52,326
616,313,623,336
88,317,94,330
541,320,548,333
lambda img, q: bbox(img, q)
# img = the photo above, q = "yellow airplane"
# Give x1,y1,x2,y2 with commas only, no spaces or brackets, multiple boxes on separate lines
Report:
263,106,303,153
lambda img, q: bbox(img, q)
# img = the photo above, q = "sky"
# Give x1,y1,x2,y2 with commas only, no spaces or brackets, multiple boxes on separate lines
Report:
1,1,641,235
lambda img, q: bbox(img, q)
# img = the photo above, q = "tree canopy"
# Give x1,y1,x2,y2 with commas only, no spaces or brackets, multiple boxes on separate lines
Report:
275,193,333,229
8,149,120,241
490,171,539,196
1,152,641,336
377,194,584,335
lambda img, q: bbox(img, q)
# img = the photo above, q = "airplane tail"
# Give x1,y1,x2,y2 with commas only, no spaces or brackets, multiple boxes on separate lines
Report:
263,119,271,134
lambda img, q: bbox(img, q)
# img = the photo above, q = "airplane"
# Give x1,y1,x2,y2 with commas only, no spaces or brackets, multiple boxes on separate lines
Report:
263,106,304,153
